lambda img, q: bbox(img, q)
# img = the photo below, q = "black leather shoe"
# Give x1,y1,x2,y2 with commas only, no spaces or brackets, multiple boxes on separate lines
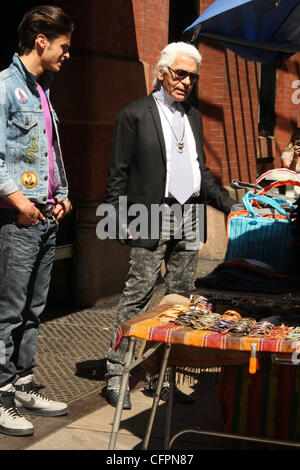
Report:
160,386,195,404
106,388,132,410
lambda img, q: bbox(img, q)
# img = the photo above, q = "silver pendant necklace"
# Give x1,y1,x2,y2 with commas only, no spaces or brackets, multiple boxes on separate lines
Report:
177,141,184,152
155,99,185,153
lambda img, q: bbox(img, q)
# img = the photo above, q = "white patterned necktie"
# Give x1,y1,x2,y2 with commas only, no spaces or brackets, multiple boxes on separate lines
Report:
169,102,194,204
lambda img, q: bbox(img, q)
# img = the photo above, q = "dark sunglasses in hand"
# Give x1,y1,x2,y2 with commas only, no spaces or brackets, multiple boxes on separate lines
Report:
168,66,199,84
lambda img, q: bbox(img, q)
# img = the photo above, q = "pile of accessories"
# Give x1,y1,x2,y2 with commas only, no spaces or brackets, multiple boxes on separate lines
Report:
169,294,300,340
266,324,294,340
227,317,256,336
248,320,275,337
174,294,217,329
284,326,300,342
175,311,221,330
210,310,241,334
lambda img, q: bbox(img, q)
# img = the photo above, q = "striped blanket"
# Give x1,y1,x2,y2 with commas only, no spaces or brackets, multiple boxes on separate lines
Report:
219,361,300,446
114,305,299,370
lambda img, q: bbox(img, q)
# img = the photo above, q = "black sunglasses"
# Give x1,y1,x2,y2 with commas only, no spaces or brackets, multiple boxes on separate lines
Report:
167,66,199,84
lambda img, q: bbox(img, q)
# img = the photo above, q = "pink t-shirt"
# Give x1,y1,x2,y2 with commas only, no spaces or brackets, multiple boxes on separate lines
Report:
37,83,55,203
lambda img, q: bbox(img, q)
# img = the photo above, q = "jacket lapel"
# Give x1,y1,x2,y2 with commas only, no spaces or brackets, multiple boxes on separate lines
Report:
148,94,167,165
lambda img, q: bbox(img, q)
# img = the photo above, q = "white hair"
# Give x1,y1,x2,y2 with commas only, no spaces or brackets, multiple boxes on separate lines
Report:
153,41,202,89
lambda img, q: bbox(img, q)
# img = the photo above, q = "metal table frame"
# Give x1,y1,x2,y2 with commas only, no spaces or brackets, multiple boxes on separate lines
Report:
108,337,300,450
109,338,174,450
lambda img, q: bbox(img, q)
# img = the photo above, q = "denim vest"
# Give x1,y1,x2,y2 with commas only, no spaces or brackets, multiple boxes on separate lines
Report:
0,53,68,203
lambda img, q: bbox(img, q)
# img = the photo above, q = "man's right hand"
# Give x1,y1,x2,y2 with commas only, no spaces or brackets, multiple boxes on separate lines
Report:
17,203,45,225
1,190,45,225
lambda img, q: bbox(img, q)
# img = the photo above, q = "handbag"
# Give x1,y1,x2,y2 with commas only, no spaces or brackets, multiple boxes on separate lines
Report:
225,193,294,273
256,178,300,199
231,170,300,208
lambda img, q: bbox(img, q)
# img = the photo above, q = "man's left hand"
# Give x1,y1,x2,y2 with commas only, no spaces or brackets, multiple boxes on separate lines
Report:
53,199,72,221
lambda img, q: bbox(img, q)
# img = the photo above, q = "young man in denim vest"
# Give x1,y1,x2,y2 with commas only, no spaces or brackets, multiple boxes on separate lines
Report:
0,5,73,436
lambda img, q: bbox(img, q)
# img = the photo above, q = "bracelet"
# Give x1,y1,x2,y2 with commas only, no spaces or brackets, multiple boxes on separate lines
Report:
267,325,293,340
61,199,72,212
67,199,73,211
248,320,275,337
228,318,256,336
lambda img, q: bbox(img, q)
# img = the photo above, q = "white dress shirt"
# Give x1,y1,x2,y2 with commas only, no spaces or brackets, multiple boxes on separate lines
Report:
153,86,201,199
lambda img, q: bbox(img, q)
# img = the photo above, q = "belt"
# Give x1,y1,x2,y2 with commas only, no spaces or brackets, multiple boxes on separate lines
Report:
162,197,200,206
36,203,54,218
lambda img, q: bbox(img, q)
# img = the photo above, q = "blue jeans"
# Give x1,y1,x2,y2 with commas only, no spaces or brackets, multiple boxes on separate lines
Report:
0,210,57,387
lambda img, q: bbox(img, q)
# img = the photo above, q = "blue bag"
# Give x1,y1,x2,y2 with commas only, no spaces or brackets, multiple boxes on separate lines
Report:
225,193,294,274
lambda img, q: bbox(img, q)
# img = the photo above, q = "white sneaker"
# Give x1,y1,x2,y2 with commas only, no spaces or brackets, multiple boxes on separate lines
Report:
15,375,68,417
0,383,34,436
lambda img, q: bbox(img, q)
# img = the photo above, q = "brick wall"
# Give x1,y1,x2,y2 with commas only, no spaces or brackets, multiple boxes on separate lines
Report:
53,0,169,202
132,0,169,92
53,0,300,199
198,0,300,179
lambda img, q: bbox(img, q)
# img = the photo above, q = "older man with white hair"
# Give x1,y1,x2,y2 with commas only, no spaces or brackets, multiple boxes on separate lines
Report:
104,42,236,409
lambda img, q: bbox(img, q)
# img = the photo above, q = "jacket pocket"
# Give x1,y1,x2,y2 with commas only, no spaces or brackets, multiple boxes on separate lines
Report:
12,118,37,131
11,118,38,146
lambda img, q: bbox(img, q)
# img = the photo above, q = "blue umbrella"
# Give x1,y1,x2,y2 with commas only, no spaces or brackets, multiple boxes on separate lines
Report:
185,0,300,63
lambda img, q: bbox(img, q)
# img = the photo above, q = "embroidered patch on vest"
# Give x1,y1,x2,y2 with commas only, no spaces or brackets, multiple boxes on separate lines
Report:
14,88,28,104
22,171,38,188
23,137,39,164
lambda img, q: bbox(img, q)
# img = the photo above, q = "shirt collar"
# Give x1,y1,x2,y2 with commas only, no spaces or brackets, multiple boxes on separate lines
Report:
12,53,53,91
153,84,178,109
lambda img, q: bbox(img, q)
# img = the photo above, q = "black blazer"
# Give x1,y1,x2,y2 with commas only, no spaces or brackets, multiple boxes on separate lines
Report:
105,93,235,247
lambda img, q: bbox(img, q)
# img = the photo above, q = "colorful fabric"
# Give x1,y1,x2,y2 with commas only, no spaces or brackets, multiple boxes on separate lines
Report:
219,362,300,446
115,304,300,357
195,258,300,293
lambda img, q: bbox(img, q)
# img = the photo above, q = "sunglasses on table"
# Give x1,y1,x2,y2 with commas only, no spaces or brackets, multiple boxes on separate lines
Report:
167,66,199,84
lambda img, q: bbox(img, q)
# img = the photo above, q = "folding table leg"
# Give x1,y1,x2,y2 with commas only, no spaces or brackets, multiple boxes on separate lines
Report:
164,365,175,449
108,337,136,450
141,343,172,450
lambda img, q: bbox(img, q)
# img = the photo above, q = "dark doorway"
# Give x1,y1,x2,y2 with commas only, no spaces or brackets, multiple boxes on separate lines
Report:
0,1,54,71
258,64,276,137
169,0,199,43
168,0,200,106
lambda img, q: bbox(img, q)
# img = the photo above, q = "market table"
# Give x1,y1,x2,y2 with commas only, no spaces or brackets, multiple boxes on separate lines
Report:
108,302,300,450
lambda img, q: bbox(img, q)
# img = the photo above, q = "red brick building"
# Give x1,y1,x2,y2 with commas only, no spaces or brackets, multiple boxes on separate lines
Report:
2,1,300,304
51,0,300,204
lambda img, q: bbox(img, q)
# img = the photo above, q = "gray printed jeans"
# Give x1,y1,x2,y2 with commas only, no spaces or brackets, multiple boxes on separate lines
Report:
106,236,198,390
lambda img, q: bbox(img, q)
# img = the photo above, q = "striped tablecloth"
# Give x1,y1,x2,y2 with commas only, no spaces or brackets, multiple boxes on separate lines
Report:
114,305,299,370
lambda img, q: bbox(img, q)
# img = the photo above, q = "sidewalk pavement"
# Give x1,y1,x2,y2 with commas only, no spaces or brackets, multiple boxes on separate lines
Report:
25,376,224,451
2,258,294,452
1,258,225,451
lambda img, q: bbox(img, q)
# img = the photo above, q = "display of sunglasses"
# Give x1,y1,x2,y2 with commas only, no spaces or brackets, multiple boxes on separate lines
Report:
167,66,199,84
